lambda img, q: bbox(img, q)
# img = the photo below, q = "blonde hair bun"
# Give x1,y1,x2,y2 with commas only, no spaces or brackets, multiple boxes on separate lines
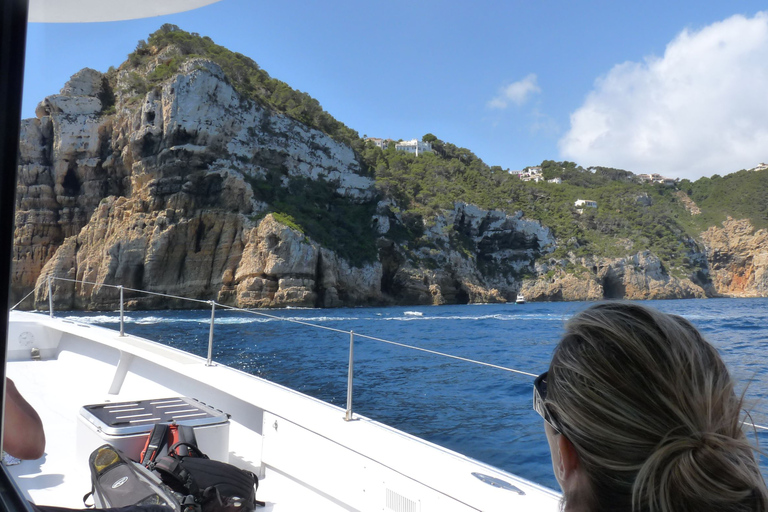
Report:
547,302,767,512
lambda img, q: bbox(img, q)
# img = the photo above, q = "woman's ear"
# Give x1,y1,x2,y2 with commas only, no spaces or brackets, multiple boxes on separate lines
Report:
557,434,581,484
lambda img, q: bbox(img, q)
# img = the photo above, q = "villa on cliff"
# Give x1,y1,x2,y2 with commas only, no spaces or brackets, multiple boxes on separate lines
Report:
395,139,433,156
575,199,597,214
365,137,393,149
364,137,433,155
638,173,677,186
519,166,544,182
508,168,561,184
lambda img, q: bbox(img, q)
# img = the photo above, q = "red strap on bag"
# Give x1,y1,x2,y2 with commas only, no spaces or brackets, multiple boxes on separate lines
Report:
139,423,200,465
140,423,171,465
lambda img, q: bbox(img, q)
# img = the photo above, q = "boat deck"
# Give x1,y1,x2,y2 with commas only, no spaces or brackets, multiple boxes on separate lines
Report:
6,353,340,510
5,311,560,511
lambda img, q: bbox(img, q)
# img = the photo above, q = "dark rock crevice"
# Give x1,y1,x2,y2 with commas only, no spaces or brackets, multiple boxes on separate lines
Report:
602,269,626,299
314,251,325,308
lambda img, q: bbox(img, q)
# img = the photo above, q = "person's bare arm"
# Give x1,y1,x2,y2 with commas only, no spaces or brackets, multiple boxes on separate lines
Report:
3,377,45,459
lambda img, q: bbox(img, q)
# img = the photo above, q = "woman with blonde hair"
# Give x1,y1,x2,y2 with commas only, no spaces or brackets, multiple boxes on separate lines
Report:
534,302,768,512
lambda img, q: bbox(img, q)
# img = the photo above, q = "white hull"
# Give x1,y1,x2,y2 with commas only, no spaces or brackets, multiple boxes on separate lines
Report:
6,311,559,511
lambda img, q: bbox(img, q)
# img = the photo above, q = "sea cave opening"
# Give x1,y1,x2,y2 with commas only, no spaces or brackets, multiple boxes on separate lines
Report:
602,272,626,299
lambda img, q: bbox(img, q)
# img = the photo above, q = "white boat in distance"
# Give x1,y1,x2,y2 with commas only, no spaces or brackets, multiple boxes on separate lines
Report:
516,295,526,305
5,281,560,511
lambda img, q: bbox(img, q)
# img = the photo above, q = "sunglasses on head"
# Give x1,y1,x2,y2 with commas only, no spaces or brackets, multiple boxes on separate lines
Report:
533,371,561,434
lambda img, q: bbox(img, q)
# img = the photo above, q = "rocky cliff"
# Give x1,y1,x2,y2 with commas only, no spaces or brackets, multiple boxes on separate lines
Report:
14,58,556,309
12,48,766,309
521,251,709,302
16,59,382,309
700,218,768,297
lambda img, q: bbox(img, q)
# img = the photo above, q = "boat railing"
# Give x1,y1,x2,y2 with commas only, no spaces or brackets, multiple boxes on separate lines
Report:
12,276,768,432
19,276,538,423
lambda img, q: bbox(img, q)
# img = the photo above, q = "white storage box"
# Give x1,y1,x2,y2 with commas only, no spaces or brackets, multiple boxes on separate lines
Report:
77,397,230,462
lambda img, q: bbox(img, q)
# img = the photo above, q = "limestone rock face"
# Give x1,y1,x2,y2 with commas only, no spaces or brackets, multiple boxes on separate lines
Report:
700,218,768,297
234,215,319,308
19,58,379,309
522,251,708,302
522,272,604,302
378,202,553,305
19,56,564,311
15,68,116,302
15,55,763,309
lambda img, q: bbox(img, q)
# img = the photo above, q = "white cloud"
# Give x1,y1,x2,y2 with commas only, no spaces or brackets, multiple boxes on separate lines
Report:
488,74,541,109
559,12,768,180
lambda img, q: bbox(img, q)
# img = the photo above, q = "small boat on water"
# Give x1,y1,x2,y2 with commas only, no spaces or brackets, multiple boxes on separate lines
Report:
4,281,561,510
516,294,526,304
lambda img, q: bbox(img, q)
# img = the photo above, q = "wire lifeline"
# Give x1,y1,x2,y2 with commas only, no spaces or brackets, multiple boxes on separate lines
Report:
10,288,35,310
39,277,768,431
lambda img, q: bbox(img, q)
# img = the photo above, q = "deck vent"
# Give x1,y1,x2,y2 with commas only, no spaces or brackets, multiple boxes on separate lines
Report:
385,489,419,512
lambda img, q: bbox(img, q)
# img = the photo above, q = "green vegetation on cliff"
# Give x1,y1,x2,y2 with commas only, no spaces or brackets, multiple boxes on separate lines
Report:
679,169,768,230
123,24,361,148
362,138,699,277
247,171,378,267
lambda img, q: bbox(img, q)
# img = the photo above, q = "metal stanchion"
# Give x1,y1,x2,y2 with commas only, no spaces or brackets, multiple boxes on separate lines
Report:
345,330,354,421
119,285,125,337
47,275,53,318
206,300,215,366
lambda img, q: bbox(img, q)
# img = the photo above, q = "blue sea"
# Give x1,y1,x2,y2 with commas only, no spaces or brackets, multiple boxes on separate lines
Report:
64,298,768,491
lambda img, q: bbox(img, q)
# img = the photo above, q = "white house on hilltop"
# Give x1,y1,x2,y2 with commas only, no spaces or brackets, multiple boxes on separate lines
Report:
638,173,677,186
511,167,561,184
365,137,390,149
752,163,768,172
575,199,597,214
395,139,433,156
519,166,543,182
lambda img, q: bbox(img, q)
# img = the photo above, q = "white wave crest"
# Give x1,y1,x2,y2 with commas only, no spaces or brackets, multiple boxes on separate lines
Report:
62,315,118,324
381,313,565,322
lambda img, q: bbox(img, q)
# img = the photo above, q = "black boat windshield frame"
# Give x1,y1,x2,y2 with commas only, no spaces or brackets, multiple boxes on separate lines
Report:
0,0,33,507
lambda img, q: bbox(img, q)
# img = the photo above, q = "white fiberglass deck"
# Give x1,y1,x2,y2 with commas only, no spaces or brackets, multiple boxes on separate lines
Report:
5,311,560,511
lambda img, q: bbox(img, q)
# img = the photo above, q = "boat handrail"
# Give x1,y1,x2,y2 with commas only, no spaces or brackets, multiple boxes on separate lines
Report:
30,276,538,422
16,275,768,432
10,287,35,311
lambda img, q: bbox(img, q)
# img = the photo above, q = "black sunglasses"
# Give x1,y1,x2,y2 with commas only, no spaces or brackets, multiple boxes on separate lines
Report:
533,371,561,434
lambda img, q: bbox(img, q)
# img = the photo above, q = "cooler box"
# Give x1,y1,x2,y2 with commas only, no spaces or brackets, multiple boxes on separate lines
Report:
77,397,230,462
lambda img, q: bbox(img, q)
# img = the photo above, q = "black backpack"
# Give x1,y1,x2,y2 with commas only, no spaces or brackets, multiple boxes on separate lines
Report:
87,423,263,512
149,442,263,512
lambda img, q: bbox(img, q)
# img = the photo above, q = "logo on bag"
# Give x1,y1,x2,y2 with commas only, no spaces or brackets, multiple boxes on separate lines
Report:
112,477,129,489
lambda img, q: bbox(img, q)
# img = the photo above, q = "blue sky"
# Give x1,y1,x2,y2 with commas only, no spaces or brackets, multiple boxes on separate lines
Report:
23,0,768,180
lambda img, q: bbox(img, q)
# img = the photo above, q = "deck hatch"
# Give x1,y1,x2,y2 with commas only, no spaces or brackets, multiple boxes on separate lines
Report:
80,397,228,435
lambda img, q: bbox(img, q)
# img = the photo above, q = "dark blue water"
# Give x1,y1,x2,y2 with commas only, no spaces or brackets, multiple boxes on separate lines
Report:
64,298,768,490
